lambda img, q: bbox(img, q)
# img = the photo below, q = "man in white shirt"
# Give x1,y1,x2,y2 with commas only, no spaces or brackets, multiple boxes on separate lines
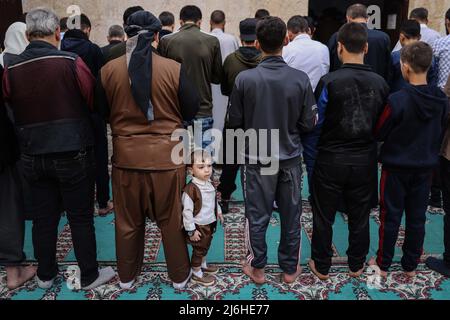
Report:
282,15,330,91
392,7,441,52
210,10,239,133
282,16,329,200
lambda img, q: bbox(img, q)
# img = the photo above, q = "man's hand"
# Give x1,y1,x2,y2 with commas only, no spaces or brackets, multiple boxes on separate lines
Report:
190,230,202,242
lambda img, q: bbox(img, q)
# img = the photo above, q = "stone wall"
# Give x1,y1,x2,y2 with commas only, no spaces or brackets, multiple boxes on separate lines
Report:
409,0,450,34
22,0,308,46
21,1,450,46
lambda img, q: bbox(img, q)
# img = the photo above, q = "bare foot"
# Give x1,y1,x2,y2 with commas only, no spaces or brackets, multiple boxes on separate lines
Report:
349,267,365,278
404,270,416,278
242,264,265,285
282,265,302,284
308,260,330,281
98,201,114,217
6,265,37,290
368,257,388,278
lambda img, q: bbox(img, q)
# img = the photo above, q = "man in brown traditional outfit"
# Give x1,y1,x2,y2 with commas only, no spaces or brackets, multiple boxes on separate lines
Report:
96,11,200,289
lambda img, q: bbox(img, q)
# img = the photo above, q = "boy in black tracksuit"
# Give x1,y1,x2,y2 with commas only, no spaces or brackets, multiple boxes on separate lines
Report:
309,23,390,280
371,42,448,277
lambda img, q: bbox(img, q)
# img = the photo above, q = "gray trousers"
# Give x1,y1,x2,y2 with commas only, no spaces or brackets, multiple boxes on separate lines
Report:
242,163,302,275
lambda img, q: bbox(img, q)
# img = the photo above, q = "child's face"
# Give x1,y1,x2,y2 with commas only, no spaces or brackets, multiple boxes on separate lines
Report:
191,158,213,182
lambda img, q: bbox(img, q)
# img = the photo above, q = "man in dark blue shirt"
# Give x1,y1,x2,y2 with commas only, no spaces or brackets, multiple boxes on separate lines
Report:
389,19,438,93
328,3,391,80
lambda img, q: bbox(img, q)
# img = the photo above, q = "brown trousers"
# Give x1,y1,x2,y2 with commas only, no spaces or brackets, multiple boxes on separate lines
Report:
112,167,190,283
186,223,216,268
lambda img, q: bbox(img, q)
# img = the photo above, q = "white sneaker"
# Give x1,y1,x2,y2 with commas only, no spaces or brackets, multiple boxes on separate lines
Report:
36,275,56,289
173,269,193,290
119,279,135,290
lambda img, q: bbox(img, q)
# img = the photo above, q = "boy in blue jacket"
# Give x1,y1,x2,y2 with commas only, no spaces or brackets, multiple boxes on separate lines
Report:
370,42,449,278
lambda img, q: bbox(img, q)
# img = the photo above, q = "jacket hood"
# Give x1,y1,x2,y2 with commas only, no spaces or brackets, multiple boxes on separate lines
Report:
404,84,448,121
235,47,261,68
61,29,91,54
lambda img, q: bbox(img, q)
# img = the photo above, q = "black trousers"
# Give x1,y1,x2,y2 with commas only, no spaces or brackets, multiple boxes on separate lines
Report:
242,163,302,275
376,167,431,272
91,114,110,209
21,149,99,287
441,157,450,267
311,162,375,275
0,164,25,266
218,126,239,200
430,168,443,207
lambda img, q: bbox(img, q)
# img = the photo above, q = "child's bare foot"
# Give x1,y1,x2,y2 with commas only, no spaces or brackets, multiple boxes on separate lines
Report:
6,265,37,290
242,264,266,285
282,265,302,284
308,260,330,281
368,257,388,278
349,267,365,278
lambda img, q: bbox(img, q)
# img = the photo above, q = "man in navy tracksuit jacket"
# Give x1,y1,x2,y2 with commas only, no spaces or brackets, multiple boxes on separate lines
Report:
372,42,449,276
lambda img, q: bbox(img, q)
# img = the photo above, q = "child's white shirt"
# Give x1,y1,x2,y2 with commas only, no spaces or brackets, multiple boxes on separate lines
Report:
182,177,222,232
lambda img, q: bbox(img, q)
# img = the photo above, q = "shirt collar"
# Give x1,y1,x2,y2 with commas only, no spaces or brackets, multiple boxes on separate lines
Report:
340,63,373,72
261,55,286,64
192,177,210,186
27,40,57,50
420,24,428,28
293,34,311,42
180,23,200,32
211,28,224,34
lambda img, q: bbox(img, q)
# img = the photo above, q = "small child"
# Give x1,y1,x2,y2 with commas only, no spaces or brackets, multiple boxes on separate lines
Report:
371,41,448,278
182,150,224,287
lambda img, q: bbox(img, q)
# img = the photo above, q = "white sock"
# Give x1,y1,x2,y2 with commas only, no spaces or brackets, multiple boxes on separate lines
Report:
193,269,203,278
201,261,208,269
119,279,135,290
173,269,192,290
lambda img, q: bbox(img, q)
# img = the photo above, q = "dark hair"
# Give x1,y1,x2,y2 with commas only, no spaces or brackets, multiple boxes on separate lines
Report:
287,15,309,34
337,22,368,54
346,4,368,19
180,5,202,23
401,41,433,73
60,17,68,31
410,7,428,22
255,9,270,20
123,6,144,25
400,19,421,39
108,25,125,38
80,14,91,30
304,16,316,34
211,10,225,24
256,16,287,54
446,8,450,21
190,149,212,166
159,11,175,27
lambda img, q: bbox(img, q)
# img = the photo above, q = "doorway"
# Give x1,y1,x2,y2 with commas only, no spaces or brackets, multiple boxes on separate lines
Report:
309,0,410,49
0,0,24,51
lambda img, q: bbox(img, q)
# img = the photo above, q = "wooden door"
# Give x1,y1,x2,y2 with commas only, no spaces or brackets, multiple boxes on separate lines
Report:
0,0,24,51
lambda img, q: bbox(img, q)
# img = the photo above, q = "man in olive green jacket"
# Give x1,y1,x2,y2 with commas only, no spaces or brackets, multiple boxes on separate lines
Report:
158,5,223,150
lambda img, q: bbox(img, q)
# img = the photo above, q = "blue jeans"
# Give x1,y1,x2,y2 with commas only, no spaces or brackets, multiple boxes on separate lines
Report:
186,117,214,151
